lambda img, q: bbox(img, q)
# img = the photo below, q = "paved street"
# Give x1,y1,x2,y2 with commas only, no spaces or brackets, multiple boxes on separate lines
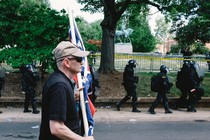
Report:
0,107,210,122
1,121,210,140
0,107,210,140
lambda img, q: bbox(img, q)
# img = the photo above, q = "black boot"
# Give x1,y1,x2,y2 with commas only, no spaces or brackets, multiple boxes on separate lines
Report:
23,109,32,113
148,100,159,114
175,90,188,109
187,106,196,112
187,94,197,112
24,94,30,113
116,103,120,111
132,108,141,112
148,109,156,114
165,110,173,114
32,98,40,114
172,102,178,110
132,97,141,112
32,110,40,114
163,102,173,114
116,96,130,111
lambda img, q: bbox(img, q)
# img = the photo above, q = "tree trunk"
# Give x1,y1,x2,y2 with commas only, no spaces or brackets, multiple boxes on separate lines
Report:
98,0,130,74
99,27,116,74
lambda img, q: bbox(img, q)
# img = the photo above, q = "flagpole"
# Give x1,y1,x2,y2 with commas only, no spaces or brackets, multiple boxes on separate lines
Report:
68,8,76,44
68,8,89,136
71,17,89,77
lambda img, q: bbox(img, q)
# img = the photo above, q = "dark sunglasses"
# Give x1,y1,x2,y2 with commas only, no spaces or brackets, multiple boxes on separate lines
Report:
67,57,83,63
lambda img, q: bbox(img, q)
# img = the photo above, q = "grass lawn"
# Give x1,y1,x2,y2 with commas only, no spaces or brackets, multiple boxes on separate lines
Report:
136,72,210,97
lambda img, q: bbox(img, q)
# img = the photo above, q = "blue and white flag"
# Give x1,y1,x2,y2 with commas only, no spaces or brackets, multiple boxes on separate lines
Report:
69,10,95,136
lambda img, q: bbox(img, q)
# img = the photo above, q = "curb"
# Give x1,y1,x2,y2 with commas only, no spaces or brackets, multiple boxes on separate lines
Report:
95,97,210,108
1,97,210,108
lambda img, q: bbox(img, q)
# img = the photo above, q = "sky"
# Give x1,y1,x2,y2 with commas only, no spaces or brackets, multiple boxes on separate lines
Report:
49,0,103,23
49,0,162,33
148,6,163,33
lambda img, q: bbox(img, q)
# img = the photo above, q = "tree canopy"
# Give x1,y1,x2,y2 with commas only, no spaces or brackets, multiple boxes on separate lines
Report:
1,0,209,74
128,5,156,52
77,0,209,73
0,0,102,70
154,17,171,44
170,0,210,46
0,0,69,68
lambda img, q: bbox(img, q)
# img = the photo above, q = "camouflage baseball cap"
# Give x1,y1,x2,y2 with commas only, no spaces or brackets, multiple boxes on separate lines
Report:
53,41,89,62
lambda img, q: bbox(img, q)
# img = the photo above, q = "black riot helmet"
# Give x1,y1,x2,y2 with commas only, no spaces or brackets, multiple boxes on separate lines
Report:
182,61,191,69
25,64,35,73
160,65,168,74
128,60,136,68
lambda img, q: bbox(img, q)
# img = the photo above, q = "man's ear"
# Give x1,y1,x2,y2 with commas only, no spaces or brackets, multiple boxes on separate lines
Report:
63,58,71,68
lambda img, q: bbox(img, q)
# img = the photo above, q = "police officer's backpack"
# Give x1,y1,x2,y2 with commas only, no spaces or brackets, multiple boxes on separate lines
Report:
151,74,159,92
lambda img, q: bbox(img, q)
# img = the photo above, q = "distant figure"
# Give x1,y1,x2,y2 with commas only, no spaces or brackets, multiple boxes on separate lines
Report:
89,65,100,105
116,60,141,112
205,52,210,72
148,65,173,114
174,62,191,109
0,65,6,114
174,61,204,112
21,64,40,114
90,51,96,65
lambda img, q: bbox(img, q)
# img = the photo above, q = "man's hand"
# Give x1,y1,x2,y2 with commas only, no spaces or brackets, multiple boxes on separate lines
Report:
190,89,196,92
74,87,84,101
83,136,94,140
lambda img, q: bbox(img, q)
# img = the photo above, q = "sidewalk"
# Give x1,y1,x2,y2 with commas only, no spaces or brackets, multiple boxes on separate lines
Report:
1,97,210,107
0,107,210,123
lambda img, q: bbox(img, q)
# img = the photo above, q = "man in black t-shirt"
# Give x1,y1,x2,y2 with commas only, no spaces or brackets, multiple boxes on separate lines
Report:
39,41,94,140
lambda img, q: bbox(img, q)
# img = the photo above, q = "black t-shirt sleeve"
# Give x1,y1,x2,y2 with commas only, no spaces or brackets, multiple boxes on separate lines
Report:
49,82,67,121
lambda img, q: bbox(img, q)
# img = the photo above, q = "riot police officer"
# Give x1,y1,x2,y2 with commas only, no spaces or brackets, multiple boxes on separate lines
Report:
116,60,141,112
89,64,100,105
186,62,204,112
205,52,210,72
0,65,6,114
174,61,204,112
148,65,173,114
21,64,40,114
173,62,191,109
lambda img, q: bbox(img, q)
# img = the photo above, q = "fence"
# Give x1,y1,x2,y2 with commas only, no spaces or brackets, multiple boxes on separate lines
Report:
91,53,209,73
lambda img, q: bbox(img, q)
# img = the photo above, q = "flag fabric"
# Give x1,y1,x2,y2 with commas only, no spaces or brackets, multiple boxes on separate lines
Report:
88,96,97,116
69,14,95,136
